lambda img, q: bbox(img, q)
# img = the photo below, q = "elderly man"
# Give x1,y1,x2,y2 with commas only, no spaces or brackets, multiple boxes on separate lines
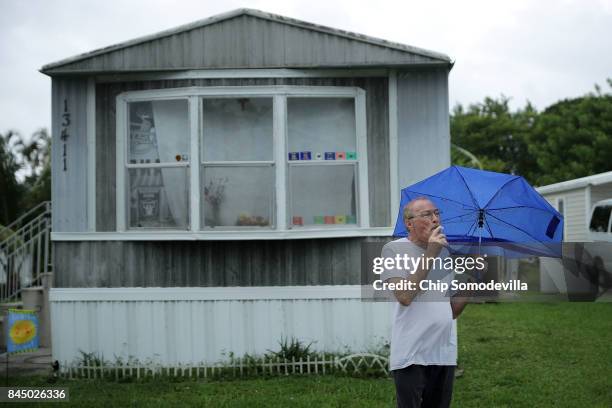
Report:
381,197,471,408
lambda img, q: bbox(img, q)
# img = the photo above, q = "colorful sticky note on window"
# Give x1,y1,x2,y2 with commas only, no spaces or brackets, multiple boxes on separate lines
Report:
336,152,346,160
314,216,325,224
315,152,323,160
299,151,312,160
324,216,335,224
346,215,357,224
288,152,300,161
292,216,303,226
335,215,346,224
325,152,335,160
346,152,357,160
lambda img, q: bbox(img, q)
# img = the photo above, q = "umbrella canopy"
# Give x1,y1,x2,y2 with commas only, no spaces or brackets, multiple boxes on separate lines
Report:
393,166,563,257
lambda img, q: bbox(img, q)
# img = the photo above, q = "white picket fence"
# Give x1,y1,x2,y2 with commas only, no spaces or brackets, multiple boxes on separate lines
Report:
58,353,389,380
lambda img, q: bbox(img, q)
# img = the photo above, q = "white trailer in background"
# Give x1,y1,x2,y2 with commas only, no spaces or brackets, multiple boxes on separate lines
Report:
536,172,612,296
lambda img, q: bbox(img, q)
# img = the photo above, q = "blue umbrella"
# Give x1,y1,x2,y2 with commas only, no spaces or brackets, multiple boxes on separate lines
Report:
393,166,563,257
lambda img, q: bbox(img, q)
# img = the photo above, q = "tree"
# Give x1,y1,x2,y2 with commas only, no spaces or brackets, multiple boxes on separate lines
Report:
11,128,51,182
0,131,25,225
528,83,612,185
21,157,51,211
16,128,51,209
451,81,612,186
0,128,51,226
450,96,539,181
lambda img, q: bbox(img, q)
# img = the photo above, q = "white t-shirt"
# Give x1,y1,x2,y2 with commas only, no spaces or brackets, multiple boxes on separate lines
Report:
381,238,457,370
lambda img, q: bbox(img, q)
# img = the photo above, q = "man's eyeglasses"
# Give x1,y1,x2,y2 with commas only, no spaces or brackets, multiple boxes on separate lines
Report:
408,210,442,220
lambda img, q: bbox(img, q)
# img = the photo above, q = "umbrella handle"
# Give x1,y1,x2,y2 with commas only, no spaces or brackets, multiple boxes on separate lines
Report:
477,209,484,253
477,226,482,281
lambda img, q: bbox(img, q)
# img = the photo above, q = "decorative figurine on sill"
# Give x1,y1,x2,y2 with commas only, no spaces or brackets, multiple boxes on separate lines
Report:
204,177,228,227
236,213,269,226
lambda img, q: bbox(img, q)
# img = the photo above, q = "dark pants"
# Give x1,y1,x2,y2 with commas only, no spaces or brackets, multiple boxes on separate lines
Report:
392,365,455,408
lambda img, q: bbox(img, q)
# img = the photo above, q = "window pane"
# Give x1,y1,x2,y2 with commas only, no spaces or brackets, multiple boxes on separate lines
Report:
128,100,189,164
289,164,357,226
287,98,356,160
202,98,273,161
590,205,612,232
201,166,274,228
127,167,189,229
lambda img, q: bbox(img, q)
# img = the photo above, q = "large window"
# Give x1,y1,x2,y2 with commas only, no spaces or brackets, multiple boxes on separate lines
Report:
117,87,368,236
201,97,275,228
126,100,190,229
287,98,358,227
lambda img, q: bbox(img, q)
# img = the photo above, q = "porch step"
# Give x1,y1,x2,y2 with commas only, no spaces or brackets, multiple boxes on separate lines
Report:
0,302,23,314
22,286,44,292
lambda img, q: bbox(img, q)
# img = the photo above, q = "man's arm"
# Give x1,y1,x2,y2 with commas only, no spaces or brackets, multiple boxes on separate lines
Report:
450,296,469,319
450,258,488,319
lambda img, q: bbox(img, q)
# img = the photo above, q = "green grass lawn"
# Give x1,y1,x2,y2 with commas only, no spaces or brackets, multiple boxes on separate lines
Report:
5,302,612,407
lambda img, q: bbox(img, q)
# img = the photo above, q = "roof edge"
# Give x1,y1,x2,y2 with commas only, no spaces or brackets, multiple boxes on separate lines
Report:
536,171,612,194
41,8,451,74
42,62,452,77
41,8,247,73
243,9,452,62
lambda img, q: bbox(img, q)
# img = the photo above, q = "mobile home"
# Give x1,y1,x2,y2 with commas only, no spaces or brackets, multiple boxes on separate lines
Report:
42,9,453,365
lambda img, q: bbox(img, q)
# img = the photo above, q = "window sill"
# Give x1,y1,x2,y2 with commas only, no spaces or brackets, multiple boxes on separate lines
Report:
51,227,394,241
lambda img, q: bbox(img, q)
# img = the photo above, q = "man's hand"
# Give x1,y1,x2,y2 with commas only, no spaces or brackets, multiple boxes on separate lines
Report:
426,226,448,257
474,255,489,282
478,257,489,275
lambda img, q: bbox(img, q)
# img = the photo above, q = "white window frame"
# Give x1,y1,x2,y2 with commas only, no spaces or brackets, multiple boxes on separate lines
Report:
556,197,565,215
556,196,566,237
115,86,370,239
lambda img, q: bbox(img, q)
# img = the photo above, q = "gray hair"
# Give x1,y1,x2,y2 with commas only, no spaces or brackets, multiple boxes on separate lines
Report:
403,197,431,222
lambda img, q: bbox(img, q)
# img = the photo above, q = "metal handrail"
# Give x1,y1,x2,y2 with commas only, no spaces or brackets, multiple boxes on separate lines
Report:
2,215,49,255
0,201,51,238
0,202,52,302
1,209,50,251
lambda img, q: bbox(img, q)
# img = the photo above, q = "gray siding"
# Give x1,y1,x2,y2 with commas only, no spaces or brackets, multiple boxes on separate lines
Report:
542,188,587,241
51,78,90,232
53,238,389,287
591,183,612,204
96,77,390,230
44,14,447,75
396,69,451,188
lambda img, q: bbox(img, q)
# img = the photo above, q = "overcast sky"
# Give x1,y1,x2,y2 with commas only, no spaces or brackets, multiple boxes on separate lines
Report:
1,0,611,139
